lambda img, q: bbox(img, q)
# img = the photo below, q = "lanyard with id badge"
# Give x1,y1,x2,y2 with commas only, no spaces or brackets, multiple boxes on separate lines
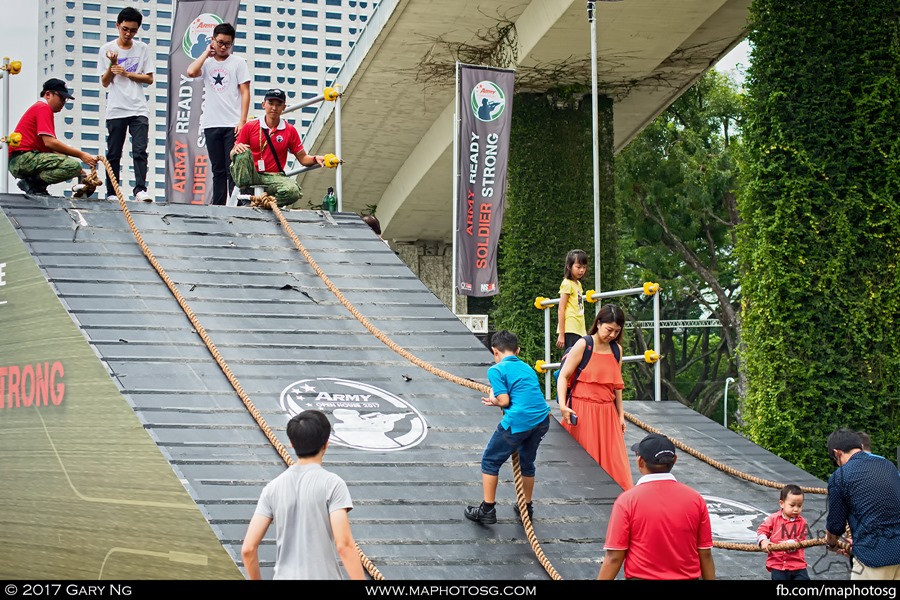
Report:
258,123,285,174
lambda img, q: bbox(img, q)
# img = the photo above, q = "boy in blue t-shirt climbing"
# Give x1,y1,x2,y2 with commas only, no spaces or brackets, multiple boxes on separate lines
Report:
465,330,552,525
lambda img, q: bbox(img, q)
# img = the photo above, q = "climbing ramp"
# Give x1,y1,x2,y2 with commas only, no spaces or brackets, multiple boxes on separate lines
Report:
0,194,847,580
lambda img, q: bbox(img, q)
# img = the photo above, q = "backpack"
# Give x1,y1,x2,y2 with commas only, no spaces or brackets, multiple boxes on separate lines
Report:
555,335,621,406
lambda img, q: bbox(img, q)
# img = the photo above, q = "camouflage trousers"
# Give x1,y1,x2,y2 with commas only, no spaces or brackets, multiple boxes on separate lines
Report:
229,150,302,208
8,151,82,185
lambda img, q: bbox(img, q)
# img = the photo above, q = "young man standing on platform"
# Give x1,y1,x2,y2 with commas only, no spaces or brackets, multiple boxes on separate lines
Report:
98,6,154,202
186,22,250,206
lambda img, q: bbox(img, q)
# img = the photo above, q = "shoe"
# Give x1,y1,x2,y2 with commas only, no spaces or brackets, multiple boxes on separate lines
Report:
135,190,153,203
17,177,47,196
106,194,119,202
514,502,534,524
464,504,497,525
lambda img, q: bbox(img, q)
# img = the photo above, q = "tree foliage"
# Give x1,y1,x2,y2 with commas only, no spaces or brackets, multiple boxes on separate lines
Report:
737,0,900,478
616,71,744,414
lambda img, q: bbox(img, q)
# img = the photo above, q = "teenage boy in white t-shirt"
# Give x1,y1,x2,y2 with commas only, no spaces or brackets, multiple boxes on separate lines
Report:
186,22,251,206
98,6,154,202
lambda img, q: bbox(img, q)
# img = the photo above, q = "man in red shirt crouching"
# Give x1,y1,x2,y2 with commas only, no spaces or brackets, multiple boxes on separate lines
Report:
8,79,98,196
229,88,326,209
598,433,716,580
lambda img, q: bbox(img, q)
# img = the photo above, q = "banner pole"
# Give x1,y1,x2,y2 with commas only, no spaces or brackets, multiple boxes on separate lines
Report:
451,61,460,314
588,1,601,308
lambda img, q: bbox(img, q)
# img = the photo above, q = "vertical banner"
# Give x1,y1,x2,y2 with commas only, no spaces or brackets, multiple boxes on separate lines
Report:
166,0,241,204
455,65,514,297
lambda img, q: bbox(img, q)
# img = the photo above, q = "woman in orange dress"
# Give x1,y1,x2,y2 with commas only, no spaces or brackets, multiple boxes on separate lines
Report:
556,304,633,490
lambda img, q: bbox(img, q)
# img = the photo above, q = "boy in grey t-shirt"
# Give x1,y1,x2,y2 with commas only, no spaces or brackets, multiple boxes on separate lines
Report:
241,410,366,580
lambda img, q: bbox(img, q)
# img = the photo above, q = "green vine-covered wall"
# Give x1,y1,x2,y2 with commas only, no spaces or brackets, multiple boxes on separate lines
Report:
737,0,900,477
491,93,622,365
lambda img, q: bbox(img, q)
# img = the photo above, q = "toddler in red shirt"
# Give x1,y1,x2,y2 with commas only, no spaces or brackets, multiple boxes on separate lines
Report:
756,484,810,580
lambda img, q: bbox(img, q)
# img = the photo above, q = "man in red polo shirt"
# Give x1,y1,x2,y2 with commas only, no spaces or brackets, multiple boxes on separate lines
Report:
598,433,716,580
229,88,326,208
8,78,98,196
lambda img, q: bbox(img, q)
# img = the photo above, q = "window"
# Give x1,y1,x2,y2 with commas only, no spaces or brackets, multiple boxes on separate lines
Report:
254,19,271,27
254,60,271,69
84,32,100,40
158,24,171,33
82,104,100,113
301,64,317,72
256,4,272,12
302,23,317,31
83,17,100,25
326,25,341,33
83,133,100,141
301,37,316,45
325,52,341,61
302,9,317,17
82,89,99,98
83,2,100,11
258,47,271,55
255,33,271,41
325,11,341,19
302,51,318,59
257,74,271,82
84,75,99,83
302,78,317,86
325,39,341,47
325,0,342,5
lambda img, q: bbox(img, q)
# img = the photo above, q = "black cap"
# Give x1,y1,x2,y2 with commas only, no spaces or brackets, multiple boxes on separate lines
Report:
264,88,286,102
42,78,74,100
631,433,676,465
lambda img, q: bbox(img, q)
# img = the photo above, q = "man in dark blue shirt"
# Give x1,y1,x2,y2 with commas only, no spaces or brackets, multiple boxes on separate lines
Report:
825,428,900,580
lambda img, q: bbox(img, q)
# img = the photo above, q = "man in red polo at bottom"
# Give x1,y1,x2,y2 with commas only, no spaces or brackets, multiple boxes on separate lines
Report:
598,433,716,580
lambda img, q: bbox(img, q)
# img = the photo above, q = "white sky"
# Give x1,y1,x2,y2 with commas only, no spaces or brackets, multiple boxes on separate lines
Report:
0,4,750,193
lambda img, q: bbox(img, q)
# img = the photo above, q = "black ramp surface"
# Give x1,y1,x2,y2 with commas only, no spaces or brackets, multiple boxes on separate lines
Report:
0,194,849,580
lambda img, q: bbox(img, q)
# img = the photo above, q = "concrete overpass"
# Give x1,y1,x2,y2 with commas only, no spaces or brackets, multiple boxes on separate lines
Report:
297,0,752,245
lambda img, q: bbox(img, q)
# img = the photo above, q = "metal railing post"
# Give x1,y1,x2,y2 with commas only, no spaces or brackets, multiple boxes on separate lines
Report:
653,290,661,402
334,84,342,212
1,57,10,194
544,306,552,400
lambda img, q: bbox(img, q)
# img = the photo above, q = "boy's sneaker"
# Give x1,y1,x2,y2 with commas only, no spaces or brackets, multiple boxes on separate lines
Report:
464,504,497,525
514,502,534,524
135,190,153,203
106,194,119,202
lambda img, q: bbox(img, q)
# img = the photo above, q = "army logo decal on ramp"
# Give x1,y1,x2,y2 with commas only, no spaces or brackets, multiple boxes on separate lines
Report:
280,378,428,451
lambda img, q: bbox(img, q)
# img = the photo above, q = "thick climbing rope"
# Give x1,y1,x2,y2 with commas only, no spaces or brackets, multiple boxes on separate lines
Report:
253,194,564,579
95,159,384,580
623,412,828,495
